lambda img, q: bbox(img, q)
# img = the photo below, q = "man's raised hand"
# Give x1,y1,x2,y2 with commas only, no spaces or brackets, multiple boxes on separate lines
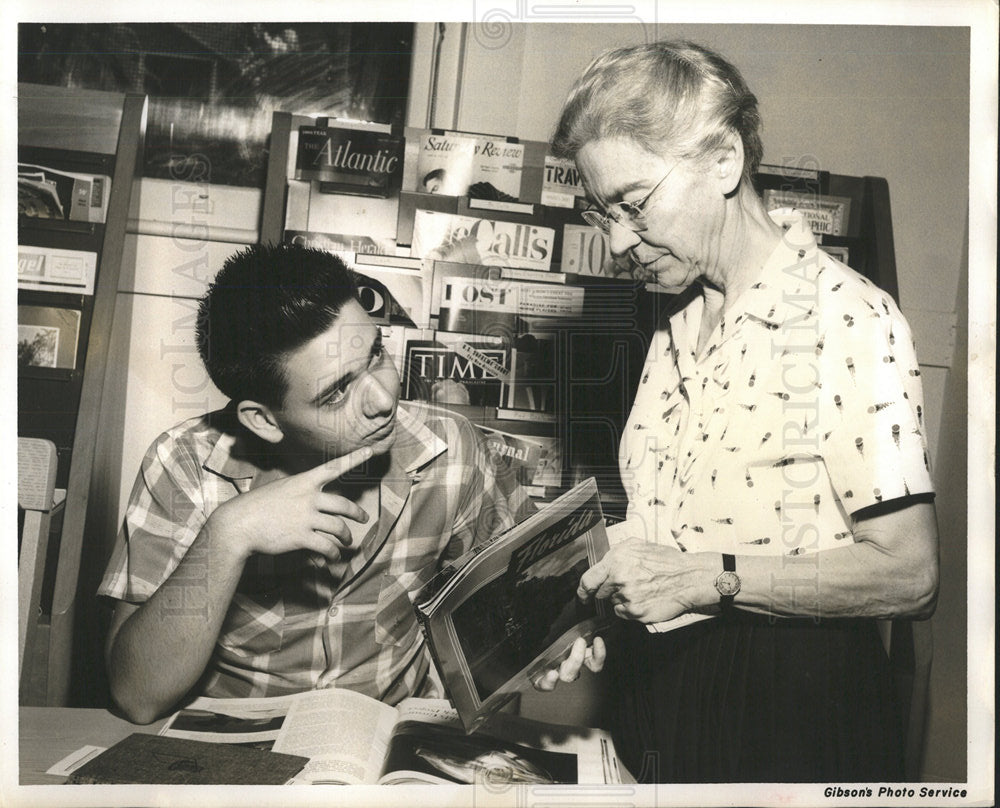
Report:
206,446,375,563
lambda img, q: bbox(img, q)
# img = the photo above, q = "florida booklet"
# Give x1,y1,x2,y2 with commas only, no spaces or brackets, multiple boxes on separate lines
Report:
156,689,621,785
415,477,613,733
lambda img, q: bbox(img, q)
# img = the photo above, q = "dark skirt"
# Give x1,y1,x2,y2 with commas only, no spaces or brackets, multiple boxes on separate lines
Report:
606,611,904,783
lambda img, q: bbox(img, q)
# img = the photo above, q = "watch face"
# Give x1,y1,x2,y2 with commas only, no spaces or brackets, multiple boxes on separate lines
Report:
716,570,741,597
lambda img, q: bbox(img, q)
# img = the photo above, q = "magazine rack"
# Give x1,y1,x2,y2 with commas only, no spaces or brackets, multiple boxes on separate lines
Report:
261,118,903,510
260,114,660,511
17,84,147,706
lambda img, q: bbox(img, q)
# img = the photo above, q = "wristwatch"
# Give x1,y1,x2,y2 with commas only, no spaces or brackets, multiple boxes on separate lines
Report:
714,553,741,610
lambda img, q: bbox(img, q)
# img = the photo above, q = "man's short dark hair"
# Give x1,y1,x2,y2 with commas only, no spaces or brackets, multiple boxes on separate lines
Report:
196,242,360,406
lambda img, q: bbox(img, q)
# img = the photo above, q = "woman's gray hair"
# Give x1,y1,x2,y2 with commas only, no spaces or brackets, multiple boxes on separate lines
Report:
551,40,763,183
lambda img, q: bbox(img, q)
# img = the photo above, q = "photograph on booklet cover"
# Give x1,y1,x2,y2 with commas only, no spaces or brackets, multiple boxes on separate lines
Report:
17,305,81,370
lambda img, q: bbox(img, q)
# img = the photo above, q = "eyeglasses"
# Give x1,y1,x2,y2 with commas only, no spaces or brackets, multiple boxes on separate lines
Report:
581,162,678,234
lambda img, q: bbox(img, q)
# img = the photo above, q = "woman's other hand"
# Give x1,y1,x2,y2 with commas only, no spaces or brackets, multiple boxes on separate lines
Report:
577,538,716,623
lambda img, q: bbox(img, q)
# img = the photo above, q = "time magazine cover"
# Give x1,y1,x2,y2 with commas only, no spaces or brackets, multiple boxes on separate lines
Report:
401,330,511,408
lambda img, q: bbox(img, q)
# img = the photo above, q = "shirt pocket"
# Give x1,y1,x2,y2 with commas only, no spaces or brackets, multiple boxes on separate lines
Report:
375,572,421,647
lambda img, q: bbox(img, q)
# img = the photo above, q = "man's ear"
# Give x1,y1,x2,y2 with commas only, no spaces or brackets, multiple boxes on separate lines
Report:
715,135,744,196
236,400,284,444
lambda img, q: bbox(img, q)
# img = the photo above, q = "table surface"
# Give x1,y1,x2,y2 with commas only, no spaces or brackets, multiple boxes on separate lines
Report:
19,707,167,786
18,704,635,786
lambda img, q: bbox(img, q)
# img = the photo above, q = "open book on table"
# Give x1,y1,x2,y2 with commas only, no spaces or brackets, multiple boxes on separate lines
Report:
159,689,622,785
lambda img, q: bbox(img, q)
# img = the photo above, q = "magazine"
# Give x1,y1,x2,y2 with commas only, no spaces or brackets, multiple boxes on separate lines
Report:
350,252,431,328
411,209,555,271
284,234,429,328
294,125,404,198
476,424,562,492
18,245,97,295
284,227,395,257
503,328,556,415
18,305,81,369
436,273,584,338
286,122,404,251
401,329,511,408
18,162,111,223
157,690,621,785
416,131,524,201
561,224,627,277
762,189,852,236
415,477,612,733
541,155,586,209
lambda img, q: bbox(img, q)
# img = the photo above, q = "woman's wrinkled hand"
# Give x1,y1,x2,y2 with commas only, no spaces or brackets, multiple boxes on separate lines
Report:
577,538,713,623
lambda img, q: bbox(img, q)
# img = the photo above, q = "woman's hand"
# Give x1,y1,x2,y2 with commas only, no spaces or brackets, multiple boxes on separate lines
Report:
577,538,716,623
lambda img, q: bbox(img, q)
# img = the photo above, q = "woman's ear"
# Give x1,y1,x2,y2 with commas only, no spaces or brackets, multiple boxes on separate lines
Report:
715,136,745,196
236,400,284,444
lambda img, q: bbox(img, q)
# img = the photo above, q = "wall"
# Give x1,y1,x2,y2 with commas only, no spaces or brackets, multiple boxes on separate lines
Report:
114,186,252,525
919,221,968,781
454,23,971,781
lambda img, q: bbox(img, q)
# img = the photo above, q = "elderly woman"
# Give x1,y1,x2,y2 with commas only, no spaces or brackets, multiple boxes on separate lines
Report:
550,40,939,782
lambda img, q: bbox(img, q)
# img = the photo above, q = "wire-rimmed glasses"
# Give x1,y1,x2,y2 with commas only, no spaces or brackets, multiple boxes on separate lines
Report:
580,162,678,234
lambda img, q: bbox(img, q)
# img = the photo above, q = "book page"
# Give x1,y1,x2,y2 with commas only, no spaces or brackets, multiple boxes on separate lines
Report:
393,697,462,725
159,693,301,745
644,612,716,633
378,699,587,785
270,688,398,784
486,712,623,784
376,698,466,784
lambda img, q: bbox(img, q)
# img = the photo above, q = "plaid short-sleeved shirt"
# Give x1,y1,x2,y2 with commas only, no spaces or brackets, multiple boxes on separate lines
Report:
99,401,531,704
617,211,934,556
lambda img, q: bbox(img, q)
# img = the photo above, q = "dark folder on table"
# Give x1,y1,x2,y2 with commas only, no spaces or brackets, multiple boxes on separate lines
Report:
68,732,309,785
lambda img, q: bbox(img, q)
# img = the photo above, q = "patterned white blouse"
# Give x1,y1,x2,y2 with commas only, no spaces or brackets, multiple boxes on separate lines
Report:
616,211,934,558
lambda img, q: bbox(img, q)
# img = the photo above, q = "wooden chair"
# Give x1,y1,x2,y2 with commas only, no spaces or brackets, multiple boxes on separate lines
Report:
17,437,60,695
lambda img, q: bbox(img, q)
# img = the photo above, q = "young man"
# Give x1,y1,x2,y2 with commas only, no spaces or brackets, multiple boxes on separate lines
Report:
100,243,544,723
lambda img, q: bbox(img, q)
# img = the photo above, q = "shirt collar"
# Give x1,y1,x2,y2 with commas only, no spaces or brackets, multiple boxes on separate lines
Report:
386,401,449,476
203,408,272,483
724,208,822,331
